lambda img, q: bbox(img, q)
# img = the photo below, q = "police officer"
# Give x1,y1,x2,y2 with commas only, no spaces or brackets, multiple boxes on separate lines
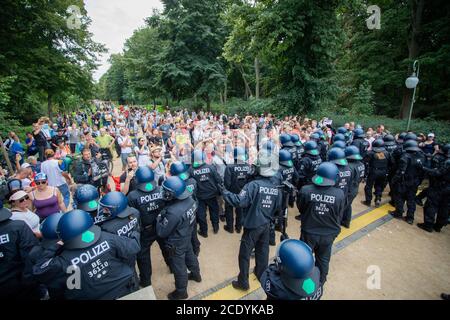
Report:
417,152,450,232
189,150,223,237
223,150,282,290
332,140,346,150
127,167,166,287
156,176,201,300
337,127,350,144
297,162,345,284
362,139,391,208
74,184,101,224
344,146,365,223
383,134,397,154
389,140,425,224
351,128,369,159
280,133,297,166
32,209,141,299
0,203,40,299
332,133,346,145
316,130,329,162
170,161,201,256
260,239,322,300
223,147,251,234
390,132,408,206
290,134,304,165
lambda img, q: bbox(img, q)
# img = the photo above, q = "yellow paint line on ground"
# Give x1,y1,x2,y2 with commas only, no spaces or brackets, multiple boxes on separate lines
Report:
202,203,394,300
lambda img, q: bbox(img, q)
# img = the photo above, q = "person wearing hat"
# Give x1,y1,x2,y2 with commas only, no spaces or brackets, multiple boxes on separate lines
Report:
260,239,322,300
223,147,251,234
297,162,345,284
361,139,392,208
156,176,201,300
0,202,40,299
31,209,141,299
389,140,425,224
127,167,168,287
343,146,365,225
9,190,41,237
327,148,354,228
189,150,223,237
222,150,282,291
352,128,370,160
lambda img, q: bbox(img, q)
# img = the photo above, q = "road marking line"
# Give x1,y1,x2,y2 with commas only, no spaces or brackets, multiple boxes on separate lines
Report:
201,203,393,300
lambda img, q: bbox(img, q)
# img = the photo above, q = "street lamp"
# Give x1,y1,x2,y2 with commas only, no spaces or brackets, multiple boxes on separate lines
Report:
405,60,419,131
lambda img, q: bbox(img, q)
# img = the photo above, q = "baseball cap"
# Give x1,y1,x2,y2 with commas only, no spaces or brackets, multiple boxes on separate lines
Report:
427,133,435,138
9,190,29,202
21,163,31,169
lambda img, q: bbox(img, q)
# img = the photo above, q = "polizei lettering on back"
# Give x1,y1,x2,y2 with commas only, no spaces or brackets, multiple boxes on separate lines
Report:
140,192,163,203
259,187,279,195
310,193,336,204
117,217,138,237
71,241,111,266
193,168,211,175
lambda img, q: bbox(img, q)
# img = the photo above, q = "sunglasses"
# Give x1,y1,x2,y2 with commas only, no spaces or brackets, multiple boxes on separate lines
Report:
17,196,30,203
35,180,47,185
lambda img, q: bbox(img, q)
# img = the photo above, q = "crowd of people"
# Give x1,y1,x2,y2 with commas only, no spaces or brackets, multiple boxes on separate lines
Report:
0,102,449,300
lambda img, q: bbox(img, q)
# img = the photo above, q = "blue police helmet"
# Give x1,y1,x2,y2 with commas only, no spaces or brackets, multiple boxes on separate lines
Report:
328,147,348,166
234,147,247,162
57,209,101,250
312,162,339,186
372,139,386,152
279,149,293,168
135,166,156,192
98,191,128,219
332,140,346,150
304,141,319,156
40,212,64,244
337,127,348,135
75,184,99,212
277,239,320,297
170,161,189,180
354,128,365,138
280,134,294,147
404,140,421,152
398,132,407,142
404,132,417,142
162,176,190,201
290,134,301,146
192,150,206,168
310,133,320,141
333,133,346,143
345,145,363,160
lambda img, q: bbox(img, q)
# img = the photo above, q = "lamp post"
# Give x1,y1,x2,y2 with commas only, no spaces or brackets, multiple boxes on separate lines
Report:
405,60,420,131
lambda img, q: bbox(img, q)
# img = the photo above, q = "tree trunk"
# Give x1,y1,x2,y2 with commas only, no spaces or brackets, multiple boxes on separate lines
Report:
47,93,53,120
237,64,253,100
224,81,228,104
219,91,224,104
400,0,425,119
255,57,260,99
204,94,211,112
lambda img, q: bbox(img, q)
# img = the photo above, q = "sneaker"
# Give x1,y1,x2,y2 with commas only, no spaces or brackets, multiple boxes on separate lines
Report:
417,223,433,233
198,230,208,238
223,225,234,234
167,290,188,300
361,200,371,206
232,280,249,291
188,273,202,283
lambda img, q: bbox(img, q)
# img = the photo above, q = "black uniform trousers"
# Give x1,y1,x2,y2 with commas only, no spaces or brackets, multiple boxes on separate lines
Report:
342,193,355,227
197,197,220,233
394,183,419,220
191,223,201,255
225,202,243,229
364,172,387,202
238,223,270,287
300,231,336,285
137,225,172,286
169,242,200,293
424,186,449,229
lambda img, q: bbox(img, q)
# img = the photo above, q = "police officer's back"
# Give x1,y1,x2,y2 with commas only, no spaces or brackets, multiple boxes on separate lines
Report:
351,128,369,159
297,141,322,188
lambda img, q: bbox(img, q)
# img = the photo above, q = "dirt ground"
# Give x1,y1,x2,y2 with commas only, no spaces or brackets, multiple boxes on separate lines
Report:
109,156,450,300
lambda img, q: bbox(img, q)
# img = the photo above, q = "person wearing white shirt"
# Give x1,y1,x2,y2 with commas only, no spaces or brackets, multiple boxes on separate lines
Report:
9,190,41,237
40,149,71,208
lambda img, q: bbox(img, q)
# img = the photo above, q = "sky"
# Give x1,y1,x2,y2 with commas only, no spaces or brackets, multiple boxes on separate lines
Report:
84,0,163,81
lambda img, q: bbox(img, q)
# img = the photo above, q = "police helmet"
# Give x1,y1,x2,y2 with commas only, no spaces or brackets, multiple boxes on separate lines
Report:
98,191,128,219
403,140,421,152
234,147,248,163
304,141,319,156
333,133,346,143
383,134,396,146
192,150,206,168
170,161,190,180
279,149,293,168
328,147,348,166
255,149,279,177
161,176,191,201
353,128,365,139
40,212,64,247
398,132,407,142
57,209,101,250
276,239,320,297
345,146,363,161
337,127,348,135
135,166,156,192
404,133,417,142
75,184,99,212
290,134,301,146
312,162,339,187
332,140,346,150
310,133,320,142
372,139,386,153
280,134,294,147
316,130,325,140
